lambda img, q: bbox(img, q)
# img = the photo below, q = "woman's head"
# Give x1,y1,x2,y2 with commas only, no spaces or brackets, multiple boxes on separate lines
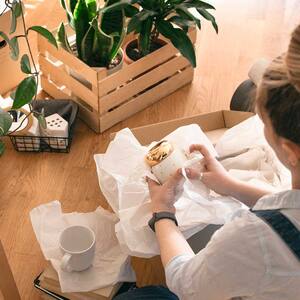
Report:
256,24,300,170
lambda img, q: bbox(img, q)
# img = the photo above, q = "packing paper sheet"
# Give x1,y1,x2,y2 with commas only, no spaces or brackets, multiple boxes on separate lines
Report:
30,201,136,293
94,124,247,257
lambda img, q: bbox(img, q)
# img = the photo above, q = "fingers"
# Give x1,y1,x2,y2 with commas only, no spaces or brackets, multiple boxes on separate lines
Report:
165,169,183,189
185,168,204,181
146,177,160,189
189,144,213,160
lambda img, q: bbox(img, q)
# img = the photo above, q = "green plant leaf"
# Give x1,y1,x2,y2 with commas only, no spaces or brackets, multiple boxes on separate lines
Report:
10,8,17,34
85,0,97,19
184,0,216,10
28,26,58,48
10,37,19,60
157,19,196,67
0,140,5,156
12,76,37,109
0,112,13,136
139,18,153,56
100,0,131,14
56,22,73,53
37,113,47,129
124,5,139,17
197,8,218,33
90,17,114,67
168,16,195,28
60,0,75,28
127,14,142,33
176,6,201,29
73,0,90,59
0,31,19,60
101,0,126,61
10,1,22,34
20,54,31,74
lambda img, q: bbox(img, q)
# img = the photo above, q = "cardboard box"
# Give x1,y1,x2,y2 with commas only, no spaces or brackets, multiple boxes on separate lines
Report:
0,4,26,94
111,110,254,287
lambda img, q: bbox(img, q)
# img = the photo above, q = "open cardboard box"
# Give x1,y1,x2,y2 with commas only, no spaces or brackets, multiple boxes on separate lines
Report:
110,110,255,287
128,110,254,145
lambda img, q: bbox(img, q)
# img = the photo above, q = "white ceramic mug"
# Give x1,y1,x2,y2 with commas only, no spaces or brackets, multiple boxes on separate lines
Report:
59,225,96,272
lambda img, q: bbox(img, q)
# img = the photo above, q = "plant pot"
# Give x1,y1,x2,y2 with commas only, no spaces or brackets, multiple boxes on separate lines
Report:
123,38,167,65
38,24,197,133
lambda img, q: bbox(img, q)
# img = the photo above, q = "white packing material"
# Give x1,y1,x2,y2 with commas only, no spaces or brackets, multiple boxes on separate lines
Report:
215,115,291,190
94,125,246,257
30,201,136,293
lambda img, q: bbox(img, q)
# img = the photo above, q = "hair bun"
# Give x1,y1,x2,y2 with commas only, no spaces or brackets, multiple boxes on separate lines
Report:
286,24,300,92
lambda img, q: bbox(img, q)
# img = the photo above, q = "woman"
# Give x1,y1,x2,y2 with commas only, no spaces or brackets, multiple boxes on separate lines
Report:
114,24,300,300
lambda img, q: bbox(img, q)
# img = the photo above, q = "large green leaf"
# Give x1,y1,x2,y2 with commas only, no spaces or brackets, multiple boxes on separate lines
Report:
101,0,126,61
28,26,58,48
20,54,31,74
197,8,218,33
56,22,73,53
81,22,95,64
139,18,153,56
60,0,75,28
12,76,37,109
0,140,5,156
73,0,90,59
100,0,132,13
168,16,195,28
157,19,196,67
91,18,114,67
0,112,13,136
124,5,139,17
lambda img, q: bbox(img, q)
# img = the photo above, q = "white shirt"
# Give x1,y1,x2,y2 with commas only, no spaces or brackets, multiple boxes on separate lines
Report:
165,190,300,300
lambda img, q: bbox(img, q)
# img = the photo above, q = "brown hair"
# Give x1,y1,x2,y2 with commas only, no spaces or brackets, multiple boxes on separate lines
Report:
256,24,300,145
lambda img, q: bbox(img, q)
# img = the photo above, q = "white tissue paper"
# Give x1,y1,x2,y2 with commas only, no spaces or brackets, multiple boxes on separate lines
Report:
95,124,246,257
30,201,136,293
215,115,291,190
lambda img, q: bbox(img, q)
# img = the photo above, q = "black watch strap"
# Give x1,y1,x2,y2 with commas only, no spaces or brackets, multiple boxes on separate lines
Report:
148,212,178,232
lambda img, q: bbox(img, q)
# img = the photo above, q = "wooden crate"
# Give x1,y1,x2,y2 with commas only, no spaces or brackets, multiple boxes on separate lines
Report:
38,27,197,133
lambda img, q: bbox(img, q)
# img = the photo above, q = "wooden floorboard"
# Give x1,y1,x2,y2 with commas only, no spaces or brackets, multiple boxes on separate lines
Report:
1,0,300,299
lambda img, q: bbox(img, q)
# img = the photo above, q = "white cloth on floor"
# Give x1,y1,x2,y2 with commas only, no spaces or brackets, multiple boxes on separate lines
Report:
30,201,136,293
94,125,246,258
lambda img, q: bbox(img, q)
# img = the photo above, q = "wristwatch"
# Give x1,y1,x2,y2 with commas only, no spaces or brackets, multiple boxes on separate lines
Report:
148,212,178,232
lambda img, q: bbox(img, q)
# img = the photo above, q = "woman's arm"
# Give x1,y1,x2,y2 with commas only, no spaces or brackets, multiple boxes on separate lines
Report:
147,171,194,267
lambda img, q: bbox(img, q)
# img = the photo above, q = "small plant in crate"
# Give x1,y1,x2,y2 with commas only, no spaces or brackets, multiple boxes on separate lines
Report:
57,0,134,70
103,0,218,67
0,0,57,155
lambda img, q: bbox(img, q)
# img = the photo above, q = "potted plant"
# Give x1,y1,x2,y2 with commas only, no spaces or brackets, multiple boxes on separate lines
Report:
57,0,127,73
38,0,218,133
104,0,218,67
0,0,58,155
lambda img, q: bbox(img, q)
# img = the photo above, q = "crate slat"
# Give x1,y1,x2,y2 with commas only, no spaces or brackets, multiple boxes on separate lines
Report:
38,35,98,86
100,66,194,132
100,55,191,114
41,75,71,100
39,55,99,111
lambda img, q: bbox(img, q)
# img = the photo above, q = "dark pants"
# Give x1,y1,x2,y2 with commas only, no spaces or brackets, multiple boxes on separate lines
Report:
113,285,179,300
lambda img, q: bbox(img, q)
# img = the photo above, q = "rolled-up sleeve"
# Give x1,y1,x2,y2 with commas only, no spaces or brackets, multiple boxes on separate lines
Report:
164,215,266,300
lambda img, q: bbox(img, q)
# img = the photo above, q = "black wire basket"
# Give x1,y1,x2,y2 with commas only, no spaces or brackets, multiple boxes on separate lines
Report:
9,99,78,153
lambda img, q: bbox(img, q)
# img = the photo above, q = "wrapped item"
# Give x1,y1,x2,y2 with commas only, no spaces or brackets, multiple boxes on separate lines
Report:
216,115,291,190
30,201,136,293
95,125,245,257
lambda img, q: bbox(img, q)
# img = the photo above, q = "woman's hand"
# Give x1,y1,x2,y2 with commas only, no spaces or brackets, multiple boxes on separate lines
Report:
147,169,184,214
186,144,237,196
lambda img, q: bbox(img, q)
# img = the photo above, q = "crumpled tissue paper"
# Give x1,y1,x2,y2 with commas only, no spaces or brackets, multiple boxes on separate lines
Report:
30,201,136,293
94,124,245,258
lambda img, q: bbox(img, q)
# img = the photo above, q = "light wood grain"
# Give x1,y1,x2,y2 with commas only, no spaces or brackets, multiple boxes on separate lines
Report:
1,0,300,299
0,240,21,300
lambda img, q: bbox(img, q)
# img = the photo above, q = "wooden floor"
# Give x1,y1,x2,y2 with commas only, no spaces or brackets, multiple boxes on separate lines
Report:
1,0,300,299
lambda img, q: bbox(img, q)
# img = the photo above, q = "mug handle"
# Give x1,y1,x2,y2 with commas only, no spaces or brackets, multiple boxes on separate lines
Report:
61,253,73,272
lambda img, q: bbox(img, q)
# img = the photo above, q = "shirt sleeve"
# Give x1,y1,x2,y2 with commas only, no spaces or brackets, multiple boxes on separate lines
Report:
165,214,266,300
